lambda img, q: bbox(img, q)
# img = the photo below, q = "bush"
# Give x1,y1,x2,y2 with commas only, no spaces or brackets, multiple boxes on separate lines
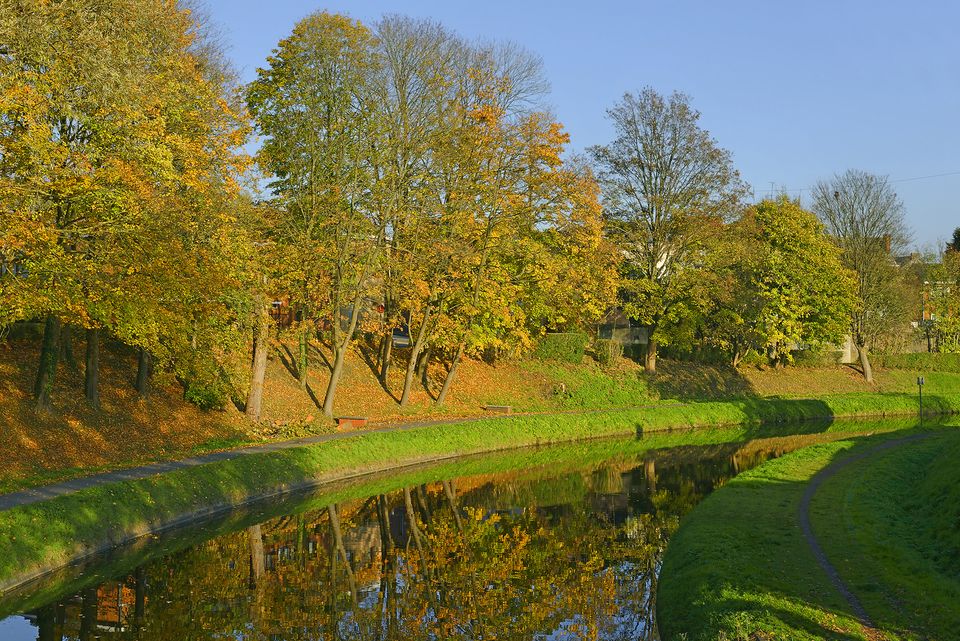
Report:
594,338,624,367
533,332,588,364
737,350,766,367
873,352,960,372
792,347,843,367
183,380,231,411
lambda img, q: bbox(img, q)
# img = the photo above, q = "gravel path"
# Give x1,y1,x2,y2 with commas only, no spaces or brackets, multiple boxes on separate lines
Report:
797,432,932,637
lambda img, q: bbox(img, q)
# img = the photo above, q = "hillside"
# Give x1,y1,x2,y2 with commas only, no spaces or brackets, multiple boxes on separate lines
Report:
1,329,955,493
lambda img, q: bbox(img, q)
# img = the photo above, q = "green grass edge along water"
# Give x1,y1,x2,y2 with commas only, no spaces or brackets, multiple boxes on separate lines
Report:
657,424,960,641
1,391,959,597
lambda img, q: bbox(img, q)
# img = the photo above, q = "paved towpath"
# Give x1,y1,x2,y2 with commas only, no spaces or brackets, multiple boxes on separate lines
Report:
0,403,685,513
0,414,499,512
797,432,932,638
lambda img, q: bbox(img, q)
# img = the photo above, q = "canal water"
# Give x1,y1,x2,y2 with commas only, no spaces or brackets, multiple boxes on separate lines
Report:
0,431,855,640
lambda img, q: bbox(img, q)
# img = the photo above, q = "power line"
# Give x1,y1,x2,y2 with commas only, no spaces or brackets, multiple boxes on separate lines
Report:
761,170,960,197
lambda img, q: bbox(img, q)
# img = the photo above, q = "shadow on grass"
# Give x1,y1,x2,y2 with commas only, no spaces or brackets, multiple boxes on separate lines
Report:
648,361,758,401
656,428,952,641
276,344,301,380
356,339,400,404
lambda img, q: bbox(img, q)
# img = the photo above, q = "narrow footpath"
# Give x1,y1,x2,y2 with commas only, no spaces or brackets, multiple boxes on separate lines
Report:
0,415,491,512
797,432,932,639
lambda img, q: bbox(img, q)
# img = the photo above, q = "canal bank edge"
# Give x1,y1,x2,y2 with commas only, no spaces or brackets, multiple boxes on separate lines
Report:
656,426,960,641
2,392,959,595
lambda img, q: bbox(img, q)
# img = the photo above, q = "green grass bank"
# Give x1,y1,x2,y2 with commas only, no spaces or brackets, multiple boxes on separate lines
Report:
657,425,960,641
2,392,959,597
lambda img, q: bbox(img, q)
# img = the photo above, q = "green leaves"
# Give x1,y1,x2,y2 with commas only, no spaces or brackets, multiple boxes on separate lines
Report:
715,196,857,364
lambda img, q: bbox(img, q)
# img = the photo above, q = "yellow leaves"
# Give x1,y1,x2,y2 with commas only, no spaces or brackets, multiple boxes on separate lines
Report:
469,103,504,128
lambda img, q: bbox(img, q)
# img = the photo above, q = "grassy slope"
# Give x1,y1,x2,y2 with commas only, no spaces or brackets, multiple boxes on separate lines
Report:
0,412,932,594
3,329,960,492
811,430,960,640
658,426,960,641
0,426,882,616
0,337,251,492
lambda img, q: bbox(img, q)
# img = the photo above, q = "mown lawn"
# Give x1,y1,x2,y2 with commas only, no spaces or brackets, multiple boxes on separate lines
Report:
658,424,960,641
811,430,960,640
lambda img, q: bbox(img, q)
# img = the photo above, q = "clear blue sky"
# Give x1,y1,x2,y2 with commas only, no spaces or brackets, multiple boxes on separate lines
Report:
206,0,959,250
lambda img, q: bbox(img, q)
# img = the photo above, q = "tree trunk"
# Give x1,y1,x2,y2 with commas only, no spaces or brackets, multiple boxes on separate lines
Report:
78,586,97,641
36,604,56,641
403,488,425,554
245,302,269,422
377,494,394,551
298,324,309,389
60,324,76,370
400,307,432,406
323,345,348,418
248,524,265,585
328,504,359,605
84,328,100,409
34,315,61,412
416,484,432,522
322,299,362,418
644,335,658,374
134,566,146,625
417,346,432,388
856,342,874,383
442,479,463,531
436,342,465,406
136,348,151,396
378,331,393,384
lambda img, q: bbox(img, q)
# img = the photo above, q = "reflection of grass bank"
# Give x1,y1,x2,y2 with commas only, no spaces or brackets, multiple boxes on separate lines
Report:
1,395,958,595
657,426,960,640
0,416,930,615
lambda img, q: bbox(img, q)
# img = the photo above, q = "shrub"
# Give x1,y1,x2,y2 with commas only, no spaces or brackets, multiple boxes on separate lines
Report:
594,338,624,367
792,347,843,367
737,350,766,367
533,332,588,364
873,352,960,372
183,380,231,411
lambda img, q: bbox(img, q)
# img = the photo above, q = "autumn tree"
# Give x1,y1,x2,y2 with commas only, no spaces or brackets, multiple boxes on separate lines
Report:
812,169,911,382
366,16,462,394
0,0,248,411
7,10,216,414
589,89,747,373
247,12,382,417
711,197,856,366
427,44,555,405
949,227,960,253
920,249,960,353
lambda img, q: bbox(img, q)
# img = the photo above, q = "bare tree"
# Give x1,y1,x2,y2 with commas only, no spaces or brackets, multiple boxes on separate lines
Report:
811,169,911,382
589,88,746,372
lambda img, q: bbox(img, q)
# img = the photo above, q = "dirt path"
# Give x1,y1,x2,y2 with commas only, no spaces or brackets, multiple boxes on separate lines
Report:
797,432,932,638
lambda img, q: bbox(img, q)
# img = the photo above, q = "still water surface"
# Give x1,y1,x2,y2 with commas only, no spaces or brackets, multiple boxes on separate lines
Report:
0,434,823,640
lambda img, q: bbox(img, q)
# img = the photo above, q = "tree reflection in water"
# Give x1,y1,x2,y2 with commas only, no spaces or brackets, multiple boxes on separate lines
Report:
8,441,796,640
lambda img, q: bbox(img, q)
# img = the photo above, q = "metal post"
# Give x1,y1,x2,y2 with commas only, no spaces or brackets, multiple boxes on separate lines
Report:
918,375,925,425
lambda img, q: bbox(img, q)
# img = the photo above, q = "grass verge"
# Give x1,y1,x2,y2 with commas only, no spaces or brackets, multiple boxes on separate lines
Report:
2,393,959,596
810,429,960,640
657,425,960,641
